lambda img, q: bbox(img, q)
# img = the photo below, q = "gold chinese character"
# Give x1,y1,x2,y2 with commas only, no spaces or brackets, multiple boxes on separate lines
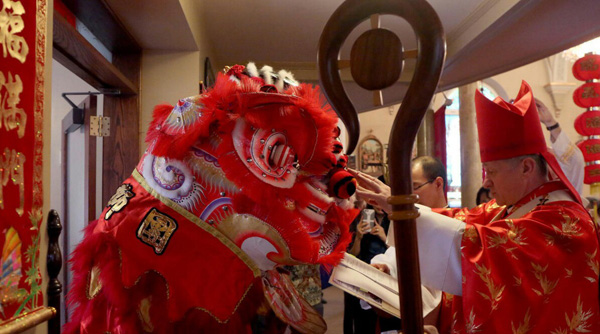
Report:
137,208,177,255
582,86,600,99
0,71,26,138
586,116,600,129
581,58,599,72
0,147,25,216
105,183,135,220
586,144,600,155
0,0,29,63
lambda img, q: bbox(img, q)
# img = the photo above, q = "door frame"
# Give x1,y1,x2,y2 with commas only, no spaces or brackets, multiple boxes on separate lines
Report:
60,94,97,316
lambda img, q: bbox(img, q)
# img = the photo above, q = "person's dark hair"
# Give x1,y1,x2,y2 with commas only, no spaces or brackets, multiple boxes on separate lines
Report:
412,156,447,189
476,187,491,206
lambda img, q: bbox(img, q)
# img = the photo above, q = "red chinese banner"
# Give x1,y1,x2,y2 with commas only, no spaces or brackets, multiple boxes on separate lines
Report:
0,0,47,321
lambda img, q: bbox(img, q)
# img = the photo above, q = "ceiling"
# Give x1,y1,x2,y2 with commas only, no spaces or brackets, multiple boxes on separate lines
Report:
103,0,600,113
201,0,484,64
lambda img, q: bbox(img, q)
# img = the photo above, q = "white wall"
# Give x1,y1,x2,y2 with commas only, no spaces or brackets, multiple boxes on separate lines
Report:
178,0,216,76
137,1,216,154
356,105,399,161
139,50,201,153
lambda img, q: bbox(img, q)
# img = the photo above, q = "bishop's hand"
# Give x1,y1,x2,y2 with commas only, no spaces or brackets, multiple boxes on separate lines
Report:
349,169,392,213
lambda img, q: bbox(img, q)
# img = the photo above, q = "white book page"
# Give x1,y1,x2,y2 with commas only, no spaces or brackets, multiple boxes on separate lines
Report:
329,252,443,321
330,253,400,309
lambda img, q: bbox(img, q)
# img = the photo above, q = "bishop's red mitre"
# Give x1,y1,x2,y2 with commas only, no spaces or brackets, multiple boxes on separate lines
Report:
475,80,582,204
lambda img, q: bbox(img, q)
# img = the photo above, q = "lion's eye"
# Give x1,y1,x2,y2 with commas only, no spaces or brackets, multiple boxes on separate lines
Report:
268,144,296,170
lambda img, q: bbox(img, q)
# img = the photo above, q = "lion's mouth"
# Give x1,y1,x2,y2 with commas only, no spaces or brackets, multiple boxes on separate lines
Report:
298,179,333,225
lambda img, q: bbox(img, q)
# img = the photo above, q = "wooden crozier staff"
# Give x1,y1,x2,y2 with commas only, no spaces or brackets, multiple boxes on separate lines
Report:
318,0,446,333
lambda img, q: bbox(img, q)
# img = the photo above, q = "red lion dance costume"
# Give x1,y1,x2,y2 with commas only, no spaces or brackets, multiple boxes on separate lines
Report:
64,64,358,333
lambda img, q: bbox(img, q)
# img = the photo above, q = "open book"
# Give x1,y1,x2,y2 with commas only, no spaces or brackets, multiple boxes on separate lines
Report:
330,252,443,321
329,252,401,318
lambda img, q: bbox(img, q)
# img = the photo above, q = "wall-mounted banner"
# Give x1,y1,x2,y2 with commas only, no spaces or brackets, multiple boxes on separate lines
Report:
0,0,47,322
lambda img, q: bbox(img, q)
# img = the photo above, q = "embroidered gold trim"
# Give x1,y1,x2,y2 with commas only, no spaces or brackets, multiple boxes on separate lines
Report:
33,0,46,212
138,297,154,332
186,281,258,324
121,250,171,301
121,259,257,324
559,144,576,164
0,307,55,332
132,169,260,276
86,266,102,300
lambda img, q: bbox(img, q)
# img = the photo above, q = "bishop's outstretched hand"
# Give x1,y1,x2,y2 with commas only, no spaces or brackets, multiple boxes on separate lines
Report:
349,169,392,213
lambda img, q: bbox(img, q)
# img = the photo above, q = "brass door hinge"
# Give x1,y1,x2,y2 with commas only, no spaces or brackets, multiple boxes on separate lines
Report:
90,116,110,137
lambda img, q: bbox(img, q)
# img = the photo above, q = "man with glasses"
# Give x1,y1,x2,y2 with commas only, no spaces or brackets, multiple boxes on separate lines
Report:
411,156,448,209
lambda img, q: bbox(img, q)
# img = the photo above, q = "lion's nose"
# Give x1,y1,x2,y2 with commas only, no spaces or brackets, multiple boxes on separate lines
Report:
328,169,356,199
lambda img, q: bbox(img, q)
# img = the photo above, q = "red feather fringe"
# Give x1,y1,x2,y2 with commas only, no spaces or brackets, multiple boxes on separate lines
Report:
145,73,339,172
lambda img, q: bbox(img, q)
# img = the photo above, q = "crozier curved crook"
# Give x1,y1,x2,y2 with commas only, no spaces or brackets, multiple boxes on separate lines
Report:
318,1,446,333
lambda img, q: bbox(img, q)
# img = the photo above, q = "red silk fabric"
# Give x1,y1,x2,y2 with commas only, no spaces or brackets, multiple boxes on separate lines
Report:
435,182,600,333
64,174,262,333
0,0,46,321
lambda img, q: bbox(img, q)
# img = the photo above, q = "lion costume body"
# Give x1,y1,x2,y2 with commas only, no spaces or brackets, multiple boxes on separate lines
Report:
64,64,357,333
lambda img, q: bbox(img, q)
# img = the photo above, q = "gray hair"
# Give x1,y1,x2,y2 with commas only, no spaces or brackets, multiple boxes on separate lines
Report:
509,154,548,177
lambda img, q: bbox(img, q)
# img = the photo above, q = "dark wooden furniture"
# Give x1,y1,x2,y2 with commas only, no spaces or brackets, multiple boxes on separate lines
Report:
47,210,63,334
318,1,446,333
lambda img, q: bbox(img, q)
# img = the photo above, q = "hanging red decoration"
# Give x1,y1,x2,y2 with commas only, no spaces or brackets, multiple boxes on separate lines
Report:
574,110,600,136
584,164,600,184
573,82,600,108
578,138,600,161
573,53,600,81
573,52,600,186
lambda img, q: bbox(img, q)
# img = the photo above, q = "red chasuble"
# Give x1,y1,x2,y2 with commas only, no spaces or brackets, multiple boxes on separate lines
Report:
436,181,600,333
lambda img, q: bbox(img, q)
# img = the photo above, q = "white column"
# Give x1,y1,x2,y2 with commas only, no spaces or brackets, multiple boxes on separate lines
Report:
459,83,482,209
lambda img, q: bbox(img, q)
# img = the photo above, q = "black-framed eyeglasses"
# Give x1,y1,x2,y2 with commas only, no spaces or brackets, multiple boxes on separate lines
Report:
413,180,433,190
